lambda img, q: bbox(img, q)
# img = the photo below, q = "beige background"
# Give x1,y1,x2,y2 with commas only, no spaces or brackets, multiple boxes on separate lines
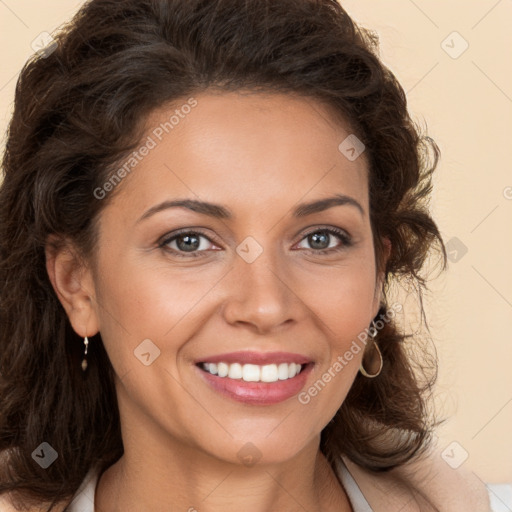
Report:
1,0,511,484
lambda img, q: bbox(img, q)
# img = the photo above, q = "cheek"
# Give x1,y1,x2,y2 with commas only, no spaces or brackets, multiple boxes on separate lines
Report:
323,277,376,351
296,255,377,340
92,253,224,370
293,257,377,414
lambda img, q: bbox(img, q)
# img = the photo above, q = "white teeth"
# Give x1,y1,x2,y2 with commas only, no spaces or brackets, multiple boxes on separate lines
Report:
278,362,290,380
228,363,242,379
201,362,303,382
217,362,228,377
242,364,260,382
261,364,279,382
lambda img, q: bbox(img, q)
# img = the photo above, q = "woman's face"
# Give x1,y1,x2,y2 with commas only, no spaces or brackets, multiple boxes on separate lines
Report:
80,91,385,465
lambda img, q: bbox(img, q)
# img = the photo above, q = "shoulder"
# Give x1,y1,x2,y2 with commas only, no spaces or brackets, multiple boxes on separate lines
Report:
341,445,492,512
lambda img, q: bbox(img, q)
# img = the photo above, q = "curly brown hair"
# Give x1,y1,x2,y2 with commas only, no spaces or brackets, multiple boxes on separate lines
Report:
0,0,446,509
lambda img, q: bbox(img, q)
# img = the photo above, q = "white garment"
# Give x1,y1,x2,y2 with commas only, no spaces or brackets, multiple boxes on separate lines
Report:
66,456,374,511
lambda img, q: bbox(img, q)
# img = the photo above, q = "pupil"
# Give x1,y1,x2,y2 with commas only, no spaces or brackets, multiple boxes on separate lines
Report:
177,234,199,252
310,232,328,250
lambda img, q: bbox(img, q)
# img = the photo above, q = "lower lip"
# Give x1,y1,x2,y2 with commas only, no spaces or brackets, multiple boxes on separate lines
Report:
196,363,314,405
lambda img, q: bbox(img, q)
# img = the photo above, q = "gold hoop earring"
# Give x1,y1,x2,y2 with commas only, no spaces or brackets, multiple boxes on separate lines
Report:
81,336,89,372
359,322,383,378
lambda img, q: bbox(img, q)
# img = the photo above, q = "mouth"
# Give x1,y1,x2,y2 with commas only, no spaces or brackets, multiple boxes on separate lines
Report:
194,352,314,405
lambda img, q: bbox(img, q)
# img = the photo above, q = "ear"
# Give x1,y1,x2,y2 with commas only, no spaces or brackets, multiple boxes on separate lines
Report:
45,235,100,338
372,237,391,318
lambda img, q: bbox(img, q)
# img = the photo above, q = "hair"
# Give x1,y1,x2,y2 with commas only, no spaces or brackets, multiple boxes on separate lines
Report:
0,0,447,509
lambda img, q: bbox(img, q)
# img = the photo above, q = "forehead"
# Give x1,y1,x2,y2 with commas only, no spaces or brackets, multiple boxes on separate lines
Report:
107,91,369,221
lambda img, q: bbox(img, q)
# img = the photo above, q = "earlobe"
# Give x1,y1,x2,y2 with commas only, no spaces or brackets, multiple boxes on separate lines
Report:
45,235,99,337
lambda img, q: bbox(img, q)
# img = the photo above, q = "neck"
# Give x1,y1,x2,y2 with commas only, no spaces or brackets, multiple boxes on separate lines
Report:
95,431,351,512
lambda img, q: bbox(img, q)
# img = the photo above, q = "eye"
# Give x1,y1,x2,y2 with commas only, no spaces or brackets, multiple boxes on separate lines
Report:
159,230,218,258
295,227,352,255
158,226,353,259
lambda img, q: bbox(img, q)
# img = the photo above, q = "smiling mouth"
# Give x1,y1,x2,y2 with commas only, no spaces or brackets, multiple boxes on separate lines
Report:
196,361,310,383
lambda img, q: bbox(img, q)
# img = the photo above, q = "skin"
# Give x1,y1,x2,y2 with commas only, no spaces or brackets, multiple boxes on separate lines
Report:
46,90,390,512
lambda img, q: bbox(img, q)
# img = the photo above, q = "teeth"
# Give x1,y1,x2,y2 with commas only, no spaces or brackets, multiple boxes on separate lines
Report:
228,363,242,379
201,362,303,382
242,364,260,382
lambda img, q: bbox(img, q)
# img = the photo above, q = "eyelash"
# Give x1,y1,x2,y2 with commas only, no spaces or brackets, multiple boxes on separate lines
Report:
158,227,352,258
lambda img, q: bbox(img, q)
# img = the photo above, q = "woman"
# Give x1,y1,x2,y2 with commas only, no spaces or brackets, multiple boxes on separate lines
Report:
0,0,492,510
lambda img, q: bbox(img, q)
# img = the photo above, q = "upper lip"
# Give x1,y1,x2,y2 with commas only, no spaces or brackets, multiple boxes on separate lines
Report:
195,351,313,366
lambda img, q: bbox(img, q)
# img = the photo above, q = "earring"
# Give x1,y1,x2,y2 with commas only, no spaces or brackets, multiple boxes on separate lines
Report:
81,336,89,372
359,321,383,378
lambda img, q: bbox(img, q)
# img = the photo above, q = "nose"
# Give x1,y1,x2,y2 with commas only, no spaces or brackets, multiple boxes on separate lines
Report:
220,248,304,334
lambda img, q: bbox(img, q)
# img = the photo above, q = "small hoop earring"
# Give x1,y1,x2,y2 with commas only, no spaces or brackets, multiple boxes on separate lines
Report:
360,321,383,378
81,336,89,372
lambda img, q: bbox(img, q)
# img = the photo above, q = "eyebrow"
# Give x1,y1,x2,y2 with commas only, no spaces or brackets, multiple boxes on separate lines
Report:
136,193,365,224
